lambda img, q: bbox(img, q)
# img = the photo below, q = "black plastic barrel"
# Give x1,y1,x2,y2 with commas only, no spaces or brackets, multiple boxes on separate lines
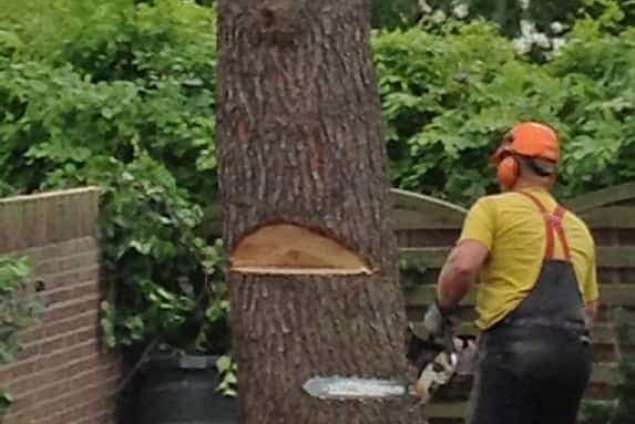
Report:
136,354,238,424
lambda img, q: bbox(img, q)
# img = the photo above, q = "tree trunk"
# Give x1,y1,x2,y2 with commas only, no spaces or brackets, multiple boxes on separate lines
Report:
216,1,422,422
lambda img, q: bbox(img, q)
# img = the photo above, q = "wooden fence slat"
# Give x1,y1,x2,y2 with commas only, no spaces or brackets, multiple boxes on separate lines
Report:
400,246,635,269
392,209,464,230
592,363,620,385
598,246,635,268
424,402,467,419
404,284,635,307
579,207,635,229
400,247,449,268
566,182,635,213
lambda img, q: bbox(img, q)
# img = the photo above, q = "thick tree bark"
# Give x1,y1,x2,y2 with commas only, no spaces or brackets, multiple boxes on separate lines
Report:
216,1,422,422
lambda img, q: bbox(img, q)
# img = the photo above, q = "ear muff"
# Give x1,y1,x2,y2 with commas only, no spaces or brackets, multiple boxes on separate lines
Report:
497,155,519,189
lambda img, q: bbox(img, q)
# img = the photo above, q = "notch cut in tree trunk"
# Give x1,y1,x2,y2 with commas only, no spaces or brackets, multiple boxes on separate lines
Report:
231,224,372,275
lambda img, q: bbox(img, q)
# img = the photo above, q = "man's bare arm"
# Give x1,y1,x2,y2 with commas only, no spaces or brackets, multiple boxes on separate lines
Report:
585,300,599,324
437,240,489,310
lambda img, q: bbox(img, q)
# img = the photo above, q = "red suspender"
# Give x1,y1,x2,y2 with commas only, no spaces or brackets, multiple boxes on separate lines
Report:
518,191,572,261
553,206,572,261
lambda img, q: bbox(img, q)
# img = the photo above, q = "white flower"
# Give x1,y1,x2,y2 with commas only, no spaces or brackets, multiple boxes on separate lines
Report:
418,0,432,14
452,3,469,19
520,20,537,37
550,21,567,34
532,32,551,49
552,37,567,53
513,37,532,54
431,10,447,24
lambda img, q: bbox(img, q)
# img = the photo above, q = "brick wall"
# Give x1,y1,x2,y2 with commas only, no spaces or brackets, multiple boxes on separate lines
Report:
0,188,120,424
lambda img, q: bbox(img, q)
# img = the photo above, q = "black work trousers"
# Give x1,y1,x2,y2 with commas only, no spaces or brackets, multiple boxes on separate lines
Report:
467,325,593,424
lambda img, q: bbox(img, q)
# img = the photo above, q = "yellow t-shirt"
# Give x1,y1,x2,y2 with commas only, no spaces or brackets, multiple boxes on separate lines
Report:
459,187,599,330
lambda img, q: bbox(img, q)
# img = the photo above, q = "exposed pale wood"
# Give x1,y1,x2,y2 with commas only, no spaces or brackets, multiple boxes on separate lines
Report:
399,246,635,269
579,207,635,229
232,224,371,273
232,267,371,275
566,182,635,213
404,284,635,307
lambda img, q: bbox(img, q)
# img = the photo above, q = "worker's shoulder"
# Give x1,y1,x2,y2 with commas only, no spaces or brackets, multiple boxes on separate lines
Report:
464,192,519,220
564,207,594,239
471,192,519,208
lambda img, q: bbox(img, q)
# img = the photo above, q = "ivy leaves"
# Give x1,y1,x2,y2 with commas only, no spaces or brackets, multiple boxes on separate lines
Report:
0,256,40,365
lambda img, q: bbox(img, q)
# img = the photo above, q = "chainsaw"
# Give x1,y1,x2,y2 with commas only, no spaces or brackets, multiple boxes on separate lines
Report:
303,322,476,405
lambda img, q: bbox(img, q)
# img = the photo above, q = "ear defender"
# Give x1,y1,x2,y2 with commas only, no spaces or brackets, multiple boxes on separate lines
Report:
496,155,519,190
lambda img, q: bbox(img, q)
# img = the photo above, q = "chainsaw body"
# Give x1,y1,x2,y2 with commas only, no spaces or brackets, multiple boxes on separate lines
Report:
406,324,477,403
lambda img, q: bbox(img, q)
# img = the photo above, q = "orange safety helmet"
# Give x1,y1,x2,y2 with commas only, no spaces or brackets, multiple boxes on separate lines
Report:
492,122,560,189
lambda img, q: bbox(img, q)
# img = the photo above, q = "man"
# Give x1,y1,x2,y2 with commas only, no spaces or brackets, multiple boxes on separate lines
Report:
423,122,599,424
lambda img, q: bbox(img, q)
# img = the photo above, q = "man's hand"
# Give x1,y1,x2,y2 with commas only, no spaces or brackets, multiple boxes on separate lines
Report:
422,301,452,338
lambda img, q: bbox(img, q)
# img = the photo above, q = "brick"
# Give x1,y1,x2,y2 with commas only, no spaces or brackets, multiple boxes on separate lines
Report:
78,408,116,424
31,370,116,415
33,257,59,275
15,343,41,361
36,326,96,354
1,358,38,380
42,309,99,338
14,327,45,346
55,250,101,274
35,265,100,292
45,280,99,306
6,376,37,397
44,294,101,323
